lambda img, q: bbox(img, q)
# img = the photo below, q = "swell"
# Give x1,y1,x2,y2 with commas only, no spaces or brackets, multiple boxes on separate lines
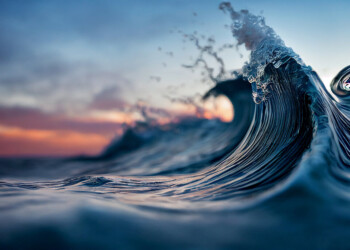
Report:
306,68,350,185
85,76,255,176
1,3,350,207
0,54,316,203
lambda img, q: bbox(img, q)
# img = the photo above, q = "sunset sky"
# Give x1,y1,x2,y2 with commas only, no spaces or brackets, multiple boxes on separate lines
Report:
1,0,349,157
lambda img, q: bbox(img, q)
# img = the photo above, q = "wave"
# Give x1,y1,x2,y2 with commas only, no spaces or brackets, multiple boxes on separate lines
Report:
1,2,350,248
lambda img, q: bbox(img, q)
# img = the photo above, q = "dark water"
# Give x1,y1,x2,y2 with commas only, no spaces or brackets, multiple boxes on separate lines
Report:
1,3,350,249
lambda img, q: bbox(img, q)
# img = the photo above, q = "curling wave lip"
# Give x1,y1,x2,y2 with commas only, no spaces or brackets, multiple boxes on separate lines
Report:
331,65,350,100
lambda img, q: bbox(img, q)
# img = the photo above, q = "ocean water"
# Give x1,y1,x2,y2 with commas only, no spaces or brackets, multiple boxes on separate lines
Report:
1,3,350,249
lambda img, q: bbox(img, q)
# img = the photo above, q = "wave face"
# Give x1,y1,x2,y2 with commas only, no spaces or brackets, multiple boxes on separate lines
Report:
1,3,350,249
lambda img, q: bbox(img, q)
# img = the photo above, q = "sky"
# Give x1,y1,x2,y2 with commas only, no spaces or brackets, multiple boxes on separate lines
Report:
0,0,349,157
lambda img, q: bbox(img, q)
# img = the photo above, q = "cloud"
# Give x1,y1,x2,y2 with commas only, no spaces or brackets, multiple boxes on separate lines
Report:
0,0,205,115
0,54,134,114
0,104,129,156
0,0,194,52
89,86,129,110
0,126,109,157
0,106,123,137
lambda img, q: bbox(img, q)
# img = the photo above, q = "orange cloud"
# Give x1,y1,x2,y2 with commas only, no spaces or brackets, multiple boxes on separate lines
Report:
0,95,233,157
0,106,124,137
0,126,110,157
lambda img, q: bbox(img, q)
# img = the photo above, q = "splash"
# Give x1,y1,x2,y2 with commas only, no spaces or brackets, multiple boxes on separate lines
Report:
219,2,278,50
220,2,304,104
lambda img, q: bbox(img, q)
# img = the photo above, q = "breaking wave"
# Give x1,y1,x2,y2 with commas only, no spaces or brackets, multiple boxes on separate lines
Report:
1,2,350,249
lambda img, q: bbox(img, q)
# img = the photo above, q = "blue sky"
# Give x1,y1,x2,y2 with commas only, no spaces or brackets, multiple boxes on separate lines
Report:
1,0,349,112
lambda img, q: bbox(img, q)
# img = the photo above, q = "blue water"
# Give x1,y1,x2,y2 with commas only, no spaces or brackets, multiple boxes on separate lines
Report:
1,3,350,249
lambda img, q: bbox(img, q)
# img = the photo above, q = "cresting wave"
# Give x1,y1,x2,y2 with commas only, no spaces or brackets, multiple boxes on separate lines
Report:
1,2,350,248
